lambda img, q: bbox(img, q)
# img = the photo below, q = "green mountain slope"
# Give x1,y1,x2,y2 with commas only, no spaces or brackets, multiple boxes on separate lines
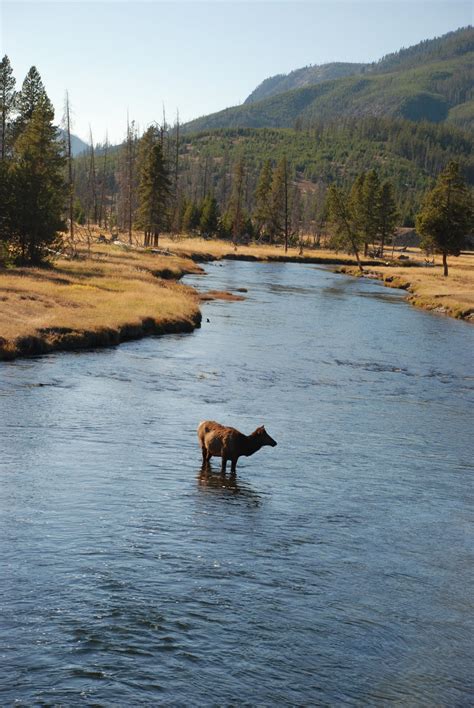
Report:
245,62,365,104
184,27,474,133
245,27,473,105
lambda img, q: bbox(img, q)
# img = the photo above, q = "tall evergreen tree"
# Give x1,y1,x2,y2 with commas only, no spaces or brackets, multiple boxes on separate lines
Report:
0,55,16,160
270,156,290,247
136,130,171,247
11,96,66,264
14,66,52,138
361,169,381,255
253,159,273,240
327,184,363,271
0,160,12,257
416,161,473,276
378,181,398,257
182,200,201,233
349,172,366,246
199,194,219,237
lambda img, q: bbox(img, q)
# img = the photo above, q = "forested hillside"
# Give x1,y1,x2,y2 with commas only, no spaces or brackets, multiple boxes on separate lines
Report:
184,27,473,133
245,27,473,104
245,63,365,104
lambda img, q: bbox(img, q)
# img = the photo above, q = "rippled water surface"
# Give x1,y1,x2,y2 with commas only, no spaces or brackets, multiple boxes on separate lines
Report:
1,262,473,705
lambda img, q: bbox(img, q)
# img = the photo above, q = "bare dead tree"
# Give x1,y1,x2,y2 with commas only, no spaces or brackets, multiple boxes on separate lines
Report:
98,131,109,229
126,114,134,243
87,125,98,225
174,109,180,197
63,90,75,255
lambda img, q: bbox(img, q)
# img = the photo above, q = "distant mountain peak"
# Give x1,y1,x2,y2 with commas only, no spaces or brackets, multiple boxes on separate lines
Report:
244,62,366,104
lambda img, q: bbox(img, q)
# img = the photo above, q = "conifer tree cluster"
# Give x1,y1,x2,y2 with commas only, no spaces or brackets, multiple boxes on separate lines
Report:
416,161,473,276
0,57,66,265
328,169,398,263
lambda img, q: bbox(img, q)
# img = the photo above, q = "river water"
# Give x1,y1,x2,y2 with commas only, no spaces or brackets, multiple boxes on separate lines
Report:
1,261,473,706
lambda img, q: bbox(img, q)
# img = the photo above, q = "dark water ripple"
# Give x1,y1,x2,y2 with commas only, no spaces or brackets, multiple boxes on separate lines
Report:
1,262,473,705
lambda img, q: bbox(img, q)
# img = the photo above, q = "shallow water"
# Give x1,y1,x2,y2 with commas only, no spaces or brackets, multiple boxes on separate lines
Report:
1,261,473,705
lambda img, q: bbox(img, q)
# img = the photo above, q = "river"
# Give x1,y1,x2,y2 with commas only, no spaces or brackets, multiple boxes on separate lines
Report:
1,261,473,705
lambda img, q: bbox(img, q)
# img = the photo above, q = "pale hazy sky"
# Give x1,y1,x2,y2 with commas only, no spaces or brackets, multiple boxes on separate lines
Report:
1,0,472,143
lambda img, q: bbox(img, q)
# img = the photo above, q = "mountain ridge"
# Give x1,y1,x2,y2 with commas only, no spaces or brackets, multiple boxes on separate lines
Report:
184,26,473,134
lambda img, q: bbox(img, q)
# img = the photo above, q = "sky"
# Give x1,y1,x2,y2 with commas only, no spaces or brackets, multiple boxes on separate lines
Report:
1,0,472,144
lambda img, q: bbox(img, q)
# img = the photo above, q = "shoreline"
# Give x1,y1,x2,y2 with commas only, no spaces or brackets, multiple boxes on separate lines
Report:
0,244,205,362
336,264,474,322
0,313,203,362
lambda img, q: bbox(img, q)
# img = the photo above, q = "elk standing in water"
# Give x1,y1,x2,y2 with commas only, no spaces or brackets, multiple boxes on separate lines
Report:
198,420,277,474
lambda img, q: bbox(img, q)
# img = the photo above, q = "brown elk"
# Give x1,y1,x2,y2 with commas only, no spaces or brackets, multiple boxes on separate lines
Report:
197,420,277,474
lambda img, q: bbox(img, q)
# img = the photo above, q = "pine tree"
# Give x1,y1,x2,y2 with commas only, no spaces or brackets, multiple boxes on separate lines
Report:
199,194,219,237
0,55,16,160
270,156,289,246
253,159,273,240
327,184,363,271
136,130,171,247
349,173,366,245
362,169,381,255
11,96,66,264
378,181,398,258
0,160,12,256
416,161,473,276
182,200,201,233
14,66,53,138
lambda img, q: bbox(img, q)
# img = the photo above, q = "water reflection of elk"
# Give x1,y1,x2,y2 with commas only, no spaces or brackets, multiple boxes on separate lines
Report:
197,468,261,506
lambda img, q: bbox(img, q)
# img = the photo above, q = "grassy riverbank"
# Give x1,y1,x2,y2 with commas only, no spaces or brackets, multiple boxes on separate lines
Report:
160,235,382,266
0,243,204,361
163,236,473,322
338,251,474,321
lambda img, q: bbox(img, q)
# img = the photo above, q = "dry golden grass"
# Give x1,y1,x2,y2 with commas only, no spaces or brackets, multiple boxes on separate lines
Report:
78,226,367,264
0,241,203,359
341,250,474,320
160,235,347,262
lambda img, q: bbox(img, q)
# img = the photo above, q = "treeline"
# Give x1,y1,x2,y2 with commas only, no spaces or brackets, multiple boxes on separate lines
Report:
0,58,66,264
328,161,473,276
371,26,473,75
72,114,473,247
74,132,312,248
